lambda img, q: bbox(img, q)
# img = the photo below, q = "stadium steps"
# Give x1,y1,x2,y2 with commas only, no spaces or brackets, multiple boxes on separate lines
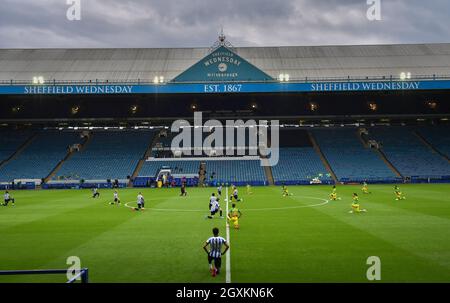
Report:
0,132,37,170
44,148,75,183
128,134,158,187
259,157,274,185
198,162,206,186
414,131,450,163
79,132,93,151
357,129,369,148
374,148,403,178
307,131,338,183
262,161,274,185
44,133,91,182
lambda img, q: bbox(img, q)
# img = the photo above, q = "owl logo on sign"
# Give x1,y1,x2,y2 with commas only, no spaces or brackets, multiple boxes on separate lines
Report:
218,63,228,73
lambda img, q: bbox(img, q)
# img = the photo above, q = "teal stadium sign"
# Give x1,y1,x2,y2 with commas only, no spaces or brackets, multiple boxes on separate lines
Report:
1,46,450,95
172,46,273,82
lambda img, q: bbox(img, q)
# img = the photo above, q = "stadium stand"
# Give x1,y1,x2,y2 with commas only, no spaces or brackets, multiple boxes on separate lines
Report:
416,126,450,159
0,127,448,186
143,128,266,185
0,131,81,182
0,130,34,164
55,130,156,181
139,160,200,177
368,127,450,179
312,129,399,183
271,129,332,185
271,148,333,185
204,159,267,186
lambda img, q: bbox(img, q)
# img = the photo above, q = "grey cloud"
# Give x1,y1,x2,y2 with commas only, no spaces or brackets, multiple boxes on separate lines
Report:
0,0,449,48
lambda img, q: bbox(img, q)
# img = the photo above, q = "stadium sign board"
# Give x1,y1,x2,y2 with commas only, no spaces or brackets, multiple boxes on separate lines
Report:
1,80,450,95
172,46,274,82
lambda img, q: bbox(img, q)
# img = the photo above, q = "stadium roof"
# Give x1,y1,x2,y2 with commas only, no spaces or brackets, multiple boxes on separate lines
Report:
1,43,450,83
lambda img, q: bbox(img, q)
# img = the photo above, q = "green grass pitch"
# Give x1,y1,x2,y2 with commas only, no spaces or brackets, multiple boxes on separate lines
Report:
1,184,450,283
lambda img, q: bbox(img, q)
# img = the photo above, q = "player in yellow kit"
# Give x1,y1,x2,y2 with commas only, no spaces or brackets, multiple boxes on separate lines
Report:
394,186,406,201
227,203,242,230
361,182,370,194
329,185,341,201
350,193,367,213
246,184,253,195
282,185,293,197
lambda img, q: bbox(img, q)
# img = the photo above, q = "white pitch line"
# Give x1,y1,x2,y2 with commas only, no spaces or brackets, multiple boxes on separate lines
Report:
123,197,329,212
225,186,231,284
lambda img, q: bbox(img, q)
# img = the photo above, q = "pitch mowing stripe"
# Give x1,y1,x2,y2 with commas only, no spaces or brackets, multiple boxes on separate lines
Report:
225,186,231,284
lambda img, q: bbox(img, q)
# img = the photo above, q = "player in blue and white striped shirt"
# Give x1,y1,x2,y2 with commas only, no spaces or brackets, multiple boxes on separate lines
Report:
207,193,223,219
203,227,229,277
132,192,145,211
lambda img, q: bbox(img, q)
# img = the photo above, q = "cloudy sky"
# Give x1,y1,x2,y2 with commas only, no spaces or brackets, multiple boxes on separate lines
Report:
0,0,449,48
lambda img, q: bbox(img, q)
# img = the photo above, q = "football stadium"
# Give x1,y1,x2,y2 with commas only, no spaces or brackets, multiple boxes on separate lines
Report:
1,33,450,284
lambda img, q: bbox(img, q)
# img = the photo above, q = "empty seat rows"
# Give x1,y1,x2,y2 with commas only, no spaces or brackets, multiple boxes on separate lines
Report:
418,127,450,158
0,131,33,162
271,148,331,183
139,161,200,177
313,129,398,182
369,127,450,178
55,131,156,180
0,131,81,181
205,160,267,183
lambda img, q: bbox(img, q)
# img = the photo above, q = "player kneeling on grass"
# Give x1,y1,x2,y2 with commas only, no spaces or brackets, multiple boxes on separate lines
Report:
207,193,223,219
394,186,406,201
92,187,100,198
203,227,229,277
110,190,121,206
329,185,341,201
362,182,371,194
132,192,145,211
3,191,15,206
227,203,242,230
282,185,293,197
230,186,243,202
349,193,367,214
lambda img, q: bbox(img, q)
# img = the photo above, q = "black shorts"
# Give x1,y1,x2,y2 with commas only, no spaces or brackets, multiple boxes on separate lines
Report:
208,256,222,268
114,198,119,202
210,209,218,216
218,190,222,195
